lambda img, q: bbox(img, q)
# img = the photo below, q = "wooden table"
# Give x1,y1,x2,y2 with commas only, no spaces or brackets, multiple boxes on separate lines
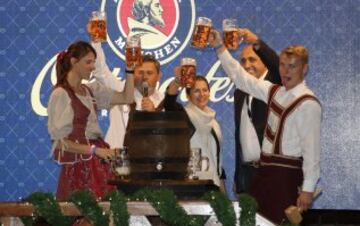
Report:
108,178,219,199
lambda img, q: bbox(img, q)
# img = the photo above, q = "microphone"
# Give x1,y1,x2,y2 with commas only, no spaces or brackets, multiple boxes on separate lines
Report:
142,81,149,97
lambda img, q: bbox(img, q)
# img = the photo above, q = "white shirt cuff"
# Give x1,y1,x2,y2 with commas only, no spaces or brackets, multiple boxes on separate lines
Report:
302,179,317,192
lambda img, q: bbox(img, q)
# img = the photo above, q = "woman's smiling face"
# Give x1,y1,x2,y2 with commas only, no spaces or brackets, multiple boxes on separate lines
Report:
187,79,210,110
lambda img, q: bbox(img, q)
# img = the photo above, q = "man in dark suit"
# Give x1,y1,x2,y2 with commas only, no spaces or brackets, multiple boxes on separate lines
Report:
233,29,282,194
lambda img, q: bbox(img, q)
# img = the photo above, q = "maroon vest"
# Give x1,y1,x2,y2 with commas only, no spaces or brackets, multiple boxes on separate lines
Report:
53,85,97,163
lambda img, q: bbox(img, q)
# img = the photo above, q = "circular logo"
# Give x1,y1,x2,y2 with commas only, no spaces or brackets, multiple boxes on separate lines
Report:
102,0,195,65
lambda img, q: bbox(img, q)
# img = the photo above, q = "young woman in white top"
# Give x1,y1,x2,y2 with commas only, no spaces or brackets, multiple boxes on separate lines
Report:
47,40,134,200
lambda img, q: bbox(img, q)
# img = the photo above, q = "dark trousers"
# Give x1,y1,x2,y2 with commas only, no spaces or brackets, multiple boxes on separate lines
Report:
236,162,259,194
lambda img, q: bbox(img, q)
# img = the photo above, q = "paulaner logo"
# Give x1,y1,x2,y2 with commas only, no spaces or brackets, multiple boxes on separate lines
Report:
101,0,195,64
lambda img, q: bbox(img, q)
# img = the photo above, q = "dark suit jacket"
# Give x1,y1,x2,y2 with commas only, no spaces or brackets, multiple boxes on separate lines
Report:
234,40,282,193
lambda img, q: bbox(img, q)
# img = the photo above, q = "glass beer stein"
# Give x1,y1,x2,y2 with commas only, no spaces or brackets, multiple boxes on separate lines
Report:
191,17,212,49
125,35,142,69
180,57,197,88
89,11,107,42
112,147,130,179
187,148,209,180
222,19,239,50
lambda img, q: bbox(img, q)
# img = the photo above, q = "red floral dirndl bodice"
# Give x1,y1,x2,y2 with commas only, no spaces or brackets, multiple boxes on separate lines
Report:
54,85,115,201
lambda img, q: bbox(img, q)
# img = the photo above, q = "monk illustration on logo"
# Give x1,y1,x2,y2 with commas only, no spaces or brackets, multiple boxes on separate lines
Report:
128,0,167,47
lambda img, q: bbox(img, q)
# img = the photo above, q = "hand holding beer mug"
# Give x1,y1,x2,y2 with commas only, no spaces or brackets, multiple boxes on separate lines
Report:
125,35,142,69
88,11,107,42
237,28,259,44
191,17,212,49
180,58,196,88
222,19,241,50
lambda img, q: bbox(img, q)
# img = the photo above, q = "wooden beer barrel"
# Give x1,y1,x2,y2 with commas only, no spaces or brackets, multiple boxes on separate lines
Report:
124,111,193,180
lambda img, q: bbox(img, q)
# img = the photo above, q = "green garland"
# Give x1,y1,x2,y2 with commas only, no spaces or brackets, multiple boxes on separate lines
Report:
132,188,207,226
69,190,109,226
19,189,259,226
239,193,258,226
104,191,130,226
203,190,236,226
20,192,72,226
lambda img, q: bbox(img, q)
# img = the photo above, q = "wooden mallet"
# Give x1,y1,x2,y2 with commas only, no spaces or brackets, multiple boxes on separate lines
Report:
285,188,322,225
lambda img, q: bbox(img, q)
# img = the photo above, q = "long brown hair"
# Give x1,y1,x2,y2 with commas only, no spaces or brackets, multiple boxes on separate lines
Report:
55,41,96,89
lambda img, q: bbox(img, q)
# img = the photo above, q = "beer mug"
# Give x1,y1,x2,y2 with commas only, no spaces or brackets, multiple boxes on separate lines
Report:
187,148,209,180
125,35,142,69
222,19,239,50
191,17,212,49
112,147,131,179
89,11,107,42
180,57,196,88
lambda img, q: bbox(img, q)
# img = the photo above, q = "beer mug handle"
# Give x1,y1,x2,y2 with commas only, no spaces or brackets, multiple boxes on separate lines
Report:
201,156,209,171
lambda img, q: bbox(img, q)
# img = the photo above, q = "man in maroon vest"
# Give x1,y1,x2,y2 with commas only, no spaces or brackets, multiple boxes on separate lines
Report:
210,30,322,224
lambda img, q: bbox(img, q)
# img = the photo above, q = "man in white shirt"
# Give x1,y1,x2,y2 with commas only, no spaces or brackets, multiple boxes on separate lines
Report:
210,30,322,224
92,43,164,149
233,29,281,195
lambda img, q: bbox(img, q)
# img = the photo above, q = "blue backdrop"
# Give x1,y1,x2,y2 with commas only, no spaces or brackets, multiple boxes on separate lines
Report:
0,0,359,210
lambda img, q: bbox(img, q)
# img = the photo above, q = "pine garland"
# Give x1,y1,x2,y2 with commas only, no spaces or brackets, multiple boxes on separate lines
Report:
69,190,109,226
203,190,236,226
239,193,258,226
18,189,260,226
104,190,130,226
20,192,72,226
132,188,207,226
20,216,35,226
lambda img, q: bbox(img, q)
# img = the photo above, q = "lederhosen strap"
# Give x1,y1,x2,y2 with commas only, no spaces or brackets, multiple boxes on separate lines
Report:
262,85,320,169
263,85,282,146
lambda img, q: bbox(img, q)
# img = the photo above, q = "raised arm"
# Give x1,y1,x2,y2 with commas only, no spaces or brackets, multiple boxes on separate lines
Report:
92,42,125,91
91,42,133,105
110,71,134,105
238,28,281,85
164,66,186,111
208,30,271,103
253,40,281,84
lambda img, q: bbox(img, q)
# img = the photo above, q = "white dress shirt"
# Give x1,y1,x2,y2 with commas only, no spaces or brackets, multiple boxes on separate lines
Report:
219,50,322,192
92,43,164,148
240,72,267,162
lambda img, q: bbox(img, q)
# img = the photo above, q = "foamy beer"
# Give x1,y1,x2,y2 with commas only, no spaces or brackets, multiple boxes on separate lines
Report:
180,58,196,88
125,35,142,69
191,17,212,49
223,19,239,50
89,11,107,42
